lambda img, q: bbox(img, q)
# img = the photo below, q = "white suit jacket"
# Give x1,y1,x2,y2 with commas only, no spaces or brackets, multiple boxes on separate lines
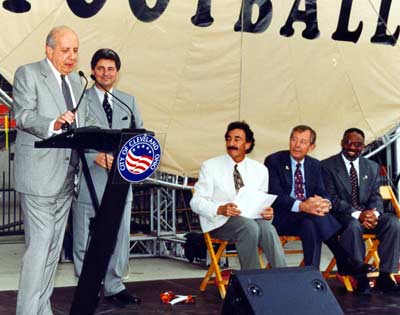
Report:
190,154,269,232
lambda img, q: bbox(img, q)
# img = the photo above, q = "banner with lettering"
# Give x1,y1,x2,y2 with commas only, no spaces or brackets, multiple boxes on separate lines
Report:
0,0,399,176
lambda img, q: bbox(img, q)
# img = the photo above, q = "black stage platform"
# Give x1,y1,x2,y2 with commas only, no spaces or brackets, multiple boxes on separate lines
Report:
1,278,400,315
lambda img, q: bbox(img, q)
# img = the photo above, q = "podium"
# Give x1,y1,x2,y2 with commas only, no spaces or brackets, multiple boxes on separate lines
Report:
35,127,154,315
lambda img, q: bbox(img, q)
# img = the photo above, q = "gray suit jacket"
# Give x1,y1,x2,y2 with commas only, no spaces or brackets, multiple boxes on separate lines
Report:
75,85,144,204
12,59,96,197
321,153,383,217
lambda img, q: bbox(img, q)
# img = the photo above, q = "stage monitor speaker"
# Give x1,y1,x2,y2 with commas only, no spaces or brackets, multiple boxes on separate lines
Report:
222,266,343,315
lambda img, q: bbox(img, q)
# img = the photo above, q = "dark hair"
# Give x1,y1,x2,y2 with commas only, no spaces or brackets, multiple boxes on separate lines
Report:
290,125,317,144
90,48,121,71
343,128,365,140
224,121,255,153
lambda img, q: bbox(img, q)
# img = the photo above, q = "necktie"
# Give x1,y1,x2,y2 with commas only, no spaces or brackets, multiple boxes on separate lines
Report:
350,162,363,211
233,164,244,193
294,163,305,201
60,75,76,128
60,75,79,167
103,93,113,128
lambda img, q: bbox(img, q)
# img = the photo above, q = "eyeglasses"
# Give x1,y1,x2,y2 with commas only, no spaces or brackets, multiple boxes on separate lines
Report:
343,140,363,148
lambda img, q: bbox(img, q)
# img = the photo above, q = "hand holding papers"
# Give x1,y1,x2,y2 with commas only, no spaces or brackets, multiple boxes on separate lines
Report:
234,186,277,219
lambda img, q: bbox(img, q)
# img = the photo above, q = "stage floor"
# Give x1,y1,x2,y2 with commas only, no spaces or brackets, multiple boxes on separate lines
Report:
1,277,400,315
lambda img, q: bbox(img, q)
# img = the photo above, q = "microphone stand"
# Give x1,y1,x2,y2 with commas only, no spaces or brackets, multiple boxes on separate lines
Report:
90,74,136,129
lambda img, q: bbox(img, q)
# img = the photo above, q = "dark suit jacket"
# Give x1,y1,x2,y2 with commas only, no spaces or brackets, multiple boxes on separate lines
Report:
321,153,383,218
264,150,340,240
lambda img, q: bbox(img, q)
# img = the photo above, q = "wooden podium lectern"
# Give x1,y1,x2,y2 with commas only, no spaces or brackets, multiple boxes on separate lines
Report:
35,127,154,315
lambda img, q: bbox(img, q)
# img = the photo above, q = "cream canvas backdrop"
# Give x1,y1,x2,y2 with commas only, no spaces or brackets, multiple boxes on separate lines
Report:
0,0,399,177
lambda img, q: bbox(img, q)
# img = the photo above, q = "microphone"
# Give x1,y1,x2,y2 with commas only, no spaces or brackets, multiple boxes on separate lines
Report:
72,71,89,113
61,71,89,131
90,74,136,129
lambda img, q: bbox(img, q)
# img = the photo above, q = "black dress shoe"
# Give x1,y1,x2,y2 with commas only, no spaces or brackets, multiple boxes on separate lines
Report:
353,275,372,296
105,289,142,307
338,263,376,276
375,275,400,293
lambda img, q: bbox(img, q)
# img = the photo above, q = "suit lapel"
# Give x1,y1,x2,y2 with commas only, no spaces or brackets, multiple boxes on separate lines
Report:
283,152,292,190
111,89,129,128
88,87,109,128
358,158,369,203
335,154,352,196
40,60,66,114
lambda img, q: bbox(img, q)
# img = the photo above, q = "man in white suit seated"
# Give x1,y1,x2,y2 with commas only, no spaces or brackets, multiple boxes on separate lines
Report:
72,48,143,307
190,121,287,269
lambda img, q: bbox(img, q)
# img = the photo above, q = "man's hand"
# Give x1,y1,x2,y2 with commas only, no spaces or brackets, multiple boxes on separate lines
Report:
260,206,274,221
299,195,330,216
94,153,114,170
359,209,378,230
217,203,241,217
54,110,76,131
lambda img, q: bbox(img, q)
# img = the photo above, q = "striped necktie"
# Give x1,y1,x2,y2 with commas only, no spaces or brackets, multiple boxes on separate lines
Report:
350,162,363,211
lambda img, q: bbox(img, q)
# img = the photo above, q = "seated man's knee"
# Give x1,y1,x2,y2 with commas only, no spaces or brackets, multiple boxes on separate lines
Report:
343,219,363,233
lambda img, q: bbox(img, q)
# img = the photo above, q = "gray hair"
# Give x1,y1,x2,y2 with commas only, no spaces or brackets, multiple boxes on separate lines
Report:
45,25,76,48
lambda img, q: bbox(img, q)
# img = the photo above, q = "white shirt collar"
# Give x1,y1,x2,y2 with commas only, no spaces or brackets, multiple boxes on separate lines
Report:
94,84,114,108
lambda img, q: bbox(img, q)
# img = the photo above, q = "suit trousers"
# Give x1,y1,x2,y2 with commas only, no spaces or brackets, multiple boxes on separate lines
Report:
337,213,400,273
210,216,287,269
72,198,131,296
274,212,341,268
16,165,75,315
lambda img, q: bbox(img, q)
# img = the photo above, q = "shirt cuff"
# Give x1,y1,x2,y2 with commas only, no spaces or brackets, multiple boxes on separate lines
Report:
351,210,362,220
49,119,62,136
291,200,300,213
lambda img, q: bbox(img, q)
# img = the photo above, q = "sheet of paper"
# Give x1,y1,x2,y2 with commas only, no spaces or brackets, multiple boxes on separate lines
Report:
233,186,277,219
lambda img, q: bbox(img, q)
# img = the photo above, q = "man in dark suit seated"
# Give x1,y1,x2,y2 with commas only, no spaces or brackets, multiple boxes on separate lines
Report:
322,127,400,294
264,125,373,283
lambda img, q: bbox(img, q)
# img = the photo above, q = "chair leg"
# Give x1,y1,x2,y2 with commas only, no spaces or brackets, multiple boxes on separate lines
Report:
200,234,228,298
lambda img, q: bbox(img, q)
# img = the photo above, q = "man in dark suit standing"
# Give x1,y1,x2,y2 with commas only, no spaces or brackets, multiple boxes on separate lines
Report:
322,128,400,294
12,26,96,315
264,125,372,280
72,48,143,307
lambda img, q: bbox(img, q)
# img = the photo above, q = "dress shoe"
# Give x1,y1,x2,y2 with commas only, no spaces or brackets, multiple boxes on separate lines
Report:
105,289,142,307
375,275,400,293
338,263,375,276
353,275,372,296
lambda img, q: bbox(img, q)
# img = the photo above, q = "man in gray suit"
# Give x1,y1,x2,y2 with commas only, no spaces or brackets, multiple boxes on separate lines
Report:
12,26,96,315
72,48,143,307
322,128,400,294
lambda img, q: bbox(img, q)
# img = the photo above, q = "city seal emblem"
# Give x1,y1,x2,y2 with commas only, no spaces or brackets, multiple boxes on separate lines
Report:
117,133,161,183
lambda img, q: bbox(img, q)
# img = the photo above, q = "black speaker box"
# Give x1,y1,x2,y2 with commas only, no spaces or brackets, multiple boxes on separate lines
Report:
222,266,343,315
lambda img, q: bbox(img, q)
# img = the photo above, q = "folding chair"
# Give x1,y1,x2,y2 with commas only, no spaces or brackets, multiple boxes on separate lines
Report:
322,184,400,291
199,232,265,298
322,234,380,291
279,235,304,266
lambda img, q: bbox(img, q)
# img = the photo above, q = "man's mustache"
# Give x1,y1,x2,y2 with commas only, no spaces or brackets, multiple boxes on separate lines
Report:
227,146,238,151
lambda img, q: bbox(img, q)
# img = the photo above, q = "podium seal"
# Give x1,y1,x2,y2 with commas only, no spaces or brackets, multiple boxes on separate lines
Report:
117,134,161,183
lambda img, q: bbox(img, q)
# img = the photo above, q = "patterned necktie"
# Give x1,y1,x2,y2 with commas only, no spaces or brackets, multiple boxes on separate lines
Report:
103,93,113,128
233,164,244,193
60,75,76,129
294,163,305,201
350,162,363,211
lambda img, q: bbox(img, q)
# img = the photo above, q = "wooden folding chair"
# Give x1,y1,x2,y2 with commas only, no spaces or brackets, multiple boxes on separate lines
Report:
199,232,265,298
322,234,380,291
279,235,304,266
322,185,400,291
